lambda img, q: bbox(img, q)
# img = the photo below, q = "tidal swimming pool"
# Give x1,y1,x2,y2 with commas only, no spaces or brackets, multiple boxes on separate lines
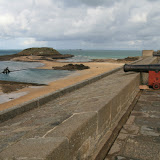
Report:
0,61,73,84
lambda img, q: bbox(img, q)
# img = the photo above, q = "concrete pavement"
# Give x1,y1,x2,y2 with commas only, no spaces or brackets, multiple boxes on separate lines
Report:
105,90,160,160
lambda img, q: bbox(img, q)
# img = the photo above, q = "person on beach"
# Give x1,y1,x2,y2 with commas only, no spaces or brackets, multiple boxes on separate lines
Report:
2,67,10,74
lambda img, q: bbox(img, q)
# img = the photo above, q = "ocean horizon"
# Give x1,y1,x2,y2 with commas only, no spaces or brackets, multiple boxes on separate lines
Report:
0,49,141,84
0,49,142,59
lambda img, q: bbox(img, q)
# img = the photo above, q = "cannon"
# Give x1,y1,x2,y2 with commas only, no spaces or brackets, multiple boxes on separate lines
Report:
124,64,160,89
153,53,160,57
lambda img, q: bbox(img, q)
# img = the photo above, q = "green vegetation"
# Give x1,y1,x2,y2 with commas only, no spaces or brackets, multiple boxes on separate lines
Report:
17,47,61,56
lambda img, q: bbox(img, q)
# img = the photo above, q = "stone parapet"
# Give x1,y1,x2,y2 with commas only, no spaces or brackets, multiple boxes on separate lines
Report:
142,50,154,57
0,56,157,160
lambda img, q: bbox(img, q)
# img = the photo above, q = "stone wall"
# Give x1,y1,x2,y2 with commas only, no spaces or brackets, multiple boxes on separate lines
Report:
0,57,157,160
142,50,154,57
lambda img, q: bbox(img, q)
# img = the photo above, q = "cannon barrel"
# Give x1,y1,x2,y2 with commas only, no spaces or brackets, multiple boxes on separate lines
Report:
153,53,160,57
123,64,160,73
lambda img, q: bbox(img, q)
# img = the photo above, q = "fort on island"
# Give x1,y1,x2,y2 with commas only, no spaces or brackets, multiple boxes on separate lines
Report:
0,50,160,160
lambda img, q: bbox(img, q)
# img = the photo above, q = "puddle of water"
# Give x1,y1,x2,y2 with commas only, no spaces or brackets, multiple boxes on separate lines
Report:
0,92,28,104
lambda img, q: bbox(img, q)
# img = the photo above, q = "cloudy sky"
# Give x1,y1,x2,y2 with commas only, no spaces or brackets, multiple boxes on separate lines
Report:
0,0,160,50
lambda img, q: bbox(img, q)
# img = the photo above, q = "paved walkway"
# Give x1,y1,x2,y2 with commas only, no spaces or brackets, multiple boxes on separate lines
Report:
105,90,160,160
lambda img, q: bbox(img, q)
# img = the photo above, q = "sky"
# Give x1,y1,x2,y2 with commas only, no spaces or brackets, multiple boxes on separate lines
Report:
0,0,160,50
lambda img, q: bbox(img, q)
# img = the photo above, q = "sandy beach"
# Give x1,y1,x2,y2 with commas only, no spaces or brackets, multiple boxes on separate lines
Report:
0,56,124,111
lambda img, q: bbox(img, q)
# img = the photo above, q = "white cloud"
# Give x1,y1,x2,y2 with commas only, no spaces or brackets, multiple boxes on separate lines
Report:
0,14,14,25
0,0,160,49
23,38,47,46
129,13,147,23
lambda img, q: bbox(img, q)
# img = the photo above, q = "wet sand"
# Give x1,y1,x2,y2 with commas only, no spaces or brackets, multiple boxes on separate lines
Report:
0,56,124,111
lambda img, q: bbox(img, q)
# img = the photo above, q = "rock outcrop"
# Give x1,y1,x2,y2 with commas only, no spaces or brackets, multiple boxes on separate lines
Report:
92,56,139,63
117,56,139,62
53,64,90,70
0,47,74,60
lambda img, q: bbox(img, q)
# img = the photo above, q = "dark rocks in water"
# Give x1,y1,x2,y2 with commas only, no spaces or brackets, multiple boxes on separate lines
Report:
52,54,74,59
92,56,139,63
0,81,45,93
117,56,139,62
53,64,90,70
0,54,20,61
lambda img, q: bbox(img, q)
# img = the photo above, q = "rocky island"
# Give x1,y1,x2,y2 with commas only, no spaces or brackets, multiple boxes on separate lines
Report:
0,47,74,94
17,47,73,59
0,47,73,61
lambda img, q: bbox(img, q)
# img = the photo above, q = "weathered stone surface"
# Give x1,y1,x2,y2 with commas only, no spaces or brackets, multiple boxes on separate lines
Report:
46,112,97,157
76,137,91,160
115,156,140,160
97,101,111,134
122,138,160,160
106,89,160,160
111,93,122,122
0,137,69,160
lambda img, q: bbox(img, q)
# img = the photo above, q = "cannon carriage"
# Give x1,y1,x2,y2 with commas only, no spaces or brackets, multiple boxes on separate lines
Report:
124,64,160,89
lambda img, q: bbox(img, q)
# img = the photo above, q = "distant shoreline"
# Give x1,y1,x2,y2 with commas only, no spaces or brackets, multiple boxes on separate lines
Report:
0,52,140,63
0,49,142,62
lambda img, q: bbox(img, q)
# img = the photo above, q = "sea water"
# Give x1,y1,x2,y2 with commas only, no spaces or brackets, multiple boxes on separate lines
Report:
58,49,141,62
0,61,43,73
0,68,72,84
0,49,141,59
0,49,141,84
0,49,22,56
0,58,73,84
0,60,73,84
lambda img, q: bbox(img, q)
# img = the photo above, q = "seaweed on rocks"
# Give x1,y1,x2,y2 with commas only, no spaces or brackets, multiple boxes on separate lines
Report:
53,64,90,70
